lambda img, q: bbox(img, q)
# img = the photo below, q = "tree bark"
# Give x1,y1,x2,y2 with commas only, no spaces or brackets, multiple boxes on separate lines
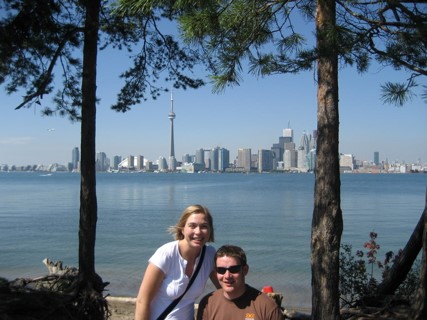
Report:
311,1,343,319
377,196,426,295
412,190,427,319
79,0,100,292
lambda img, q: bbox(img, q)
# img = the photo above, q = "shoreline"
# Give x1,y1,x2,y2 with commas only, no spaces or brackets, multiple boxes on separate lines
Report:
107,296,136,320
106,296,312,320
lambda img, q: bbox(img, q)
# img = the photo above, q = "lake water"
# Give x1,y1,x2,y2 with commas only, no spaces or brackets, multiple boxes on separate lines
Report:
0,172,426,309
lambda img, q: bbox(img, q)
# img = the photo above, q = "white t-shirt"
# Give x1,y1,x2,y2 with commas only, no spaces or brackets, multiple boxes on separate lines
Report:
148,240,216,320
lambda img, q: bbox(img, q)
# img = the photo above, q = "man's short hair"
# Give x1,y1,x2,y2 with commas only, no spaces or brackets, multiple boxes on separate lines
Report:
215,245,247,266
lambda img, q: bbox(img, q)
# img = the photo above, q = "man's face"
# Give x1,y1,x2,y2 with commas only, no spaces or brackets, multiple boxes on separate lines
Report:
216,255,248,300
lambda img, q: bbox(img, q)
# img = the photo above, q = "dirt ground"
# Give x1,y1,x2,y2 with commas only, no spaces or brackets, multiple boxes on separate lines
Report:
107,297,136,320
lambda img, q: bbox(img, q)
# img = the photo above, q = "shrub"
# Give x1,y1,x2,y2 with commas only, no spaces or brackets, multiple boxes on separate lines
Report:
339,231,420,308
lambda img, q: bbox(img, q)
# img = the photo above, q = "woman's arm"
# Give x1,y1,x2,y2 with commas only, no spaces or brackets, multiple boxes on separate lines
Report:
134,263,165,320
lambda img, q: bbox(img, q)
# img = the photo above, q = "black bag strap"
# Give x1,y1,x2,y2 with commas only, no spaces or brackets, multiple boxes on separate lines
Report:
156,245,206,320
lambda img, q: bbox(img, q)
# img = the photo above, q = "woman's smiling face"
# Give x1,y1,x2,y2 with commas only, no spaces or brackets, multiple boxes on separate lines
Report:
181,213,210,248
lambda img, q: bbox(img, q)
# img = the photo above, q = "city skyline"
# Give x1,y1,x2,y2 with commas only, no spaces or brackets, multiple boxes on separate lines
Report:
1,123,423,170
1,46,426,167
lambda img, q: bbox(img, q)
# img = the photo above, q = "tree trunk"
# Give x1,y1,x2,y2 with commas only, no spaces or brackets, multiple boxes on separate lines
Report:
377,194,426,295
79,0,100,293
412,190,427,319
311,1,343,319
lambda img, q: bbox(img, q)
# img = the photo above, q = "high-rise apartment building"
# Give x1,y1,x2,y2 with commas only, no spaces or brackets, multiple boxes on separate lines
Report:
195,148,205,166
374,151,380,165
340,154,354,171
284,149,297,169
258,149,274,172
96,152,108,171
113,155,122,170
237,148,251,171
72,147,79,170
271,126,293,162
158,156,168,172
136,155,144,171
218,148,230,172
210,147,219,171
182,154,191,164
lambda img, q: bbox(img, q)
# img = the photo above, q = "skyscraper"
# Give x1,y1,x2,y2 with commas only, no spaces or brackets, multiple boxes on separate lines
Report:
237,148,251,171
195,148,205,167
271,125,293,162
374,151,380,166
258,149,274,172
72,147,79,170
218,148,230,172
168,92,176,171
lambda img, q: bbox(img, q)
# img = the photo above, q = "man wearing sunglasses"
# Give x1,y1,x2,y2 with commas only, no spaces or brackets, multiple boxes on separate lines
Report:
196,245,284,320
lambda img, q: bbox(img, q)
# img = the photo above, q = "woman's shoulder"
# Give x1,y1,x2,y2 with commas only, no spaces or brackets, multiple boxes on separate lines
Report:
157,240,179,250
151,240,179,258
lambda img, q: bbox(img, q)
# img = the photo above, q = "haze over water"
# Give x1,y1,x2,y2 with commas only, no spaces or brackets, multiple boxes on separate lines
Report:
0,172,425,308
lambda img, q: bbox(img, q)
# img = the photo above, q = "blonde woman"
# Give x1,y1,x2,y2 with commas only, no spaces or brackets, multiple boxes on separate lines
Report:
135,204,220,320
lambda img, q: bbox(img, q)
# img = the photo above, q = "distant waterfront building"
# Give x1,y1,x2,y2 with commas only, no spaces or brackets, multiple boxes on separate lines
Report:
210,147,219,171
237,148,251,171
96,152,108,171
136,155,144,171
118,155,135,171
271,125,293,163
297,147,306,170
158,156,168,172
307,149,316,171
181,162,204,173
195,148,205,167
284,149,297,169
218,148,230,172
340,153,354,172
258,149,274,172
204,149,211,170
182,154,191,164
113,155,122,170
374,151,379,166
72,147,79,170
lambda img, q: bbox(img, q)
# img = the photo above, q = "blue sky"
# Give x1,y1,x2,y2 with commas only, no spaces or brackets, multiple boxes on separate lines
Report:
1,29,426,167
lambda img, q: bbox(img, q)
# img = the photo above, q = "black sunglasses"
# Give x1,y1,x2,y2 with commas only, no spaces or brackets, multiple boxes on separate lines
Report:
216,265,242,275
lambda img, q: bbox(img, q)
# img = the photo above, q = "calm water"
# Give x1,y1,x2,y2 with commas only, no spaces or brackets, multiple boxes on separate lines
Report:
0,172,426,308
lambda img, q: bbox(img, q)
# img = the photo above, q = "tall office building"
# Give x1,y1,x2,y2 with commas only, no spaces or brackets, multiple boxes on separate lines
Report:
258,149,274,172
298,131,311,171
168,92,176,171
210,147,219,171
204,150,211,170
284,149,297,169
218,148,230,172
283,128,293,140
113,155,122,170
182,154,191,164
374,151,379,165
237,148,251,171
195,148,205,168
271,125,293,162
71,147,79,170
158,156,168,172
96,152,108,171
136,155,144,171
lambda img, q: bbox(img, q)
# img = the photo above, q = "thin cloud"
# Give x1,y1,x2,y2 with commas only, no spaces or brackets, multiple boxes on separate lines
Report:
0,137,35,145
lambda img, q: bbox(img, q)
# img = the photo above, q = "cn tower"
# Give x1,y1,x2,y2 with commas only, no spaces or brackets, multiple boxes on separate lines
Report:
168,92,176,171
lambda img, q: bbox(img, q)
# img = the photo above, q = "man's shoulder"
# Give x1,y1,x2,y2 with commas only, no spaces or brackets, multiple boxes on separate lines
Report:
200,289,223,302
247,286,280,306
